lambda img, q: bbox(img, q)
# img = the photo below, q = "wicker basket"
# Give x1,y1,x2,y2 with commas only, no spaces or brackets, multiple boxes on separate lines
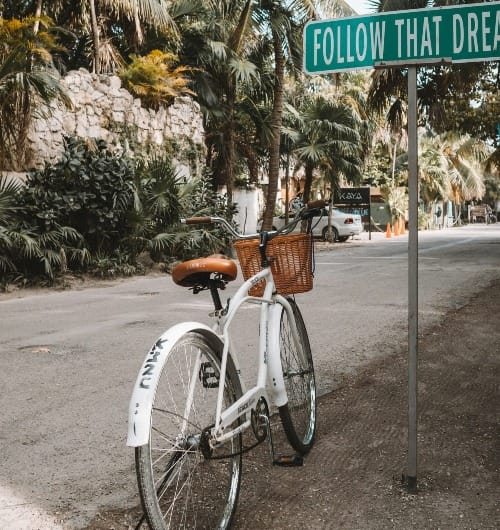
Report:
233,233,313,297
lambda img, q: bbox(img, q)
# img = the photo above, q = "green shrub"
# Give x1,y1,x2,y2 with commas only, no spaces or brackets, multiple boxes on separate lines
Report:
2,139,238,287
0,174,86,287
119,50,195,109
19,137,135,254
124,154,183,260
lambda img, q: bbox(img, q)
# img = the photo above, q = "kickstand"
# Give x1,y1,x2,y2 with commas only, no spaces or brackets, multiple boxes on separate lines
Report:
260,414,303,467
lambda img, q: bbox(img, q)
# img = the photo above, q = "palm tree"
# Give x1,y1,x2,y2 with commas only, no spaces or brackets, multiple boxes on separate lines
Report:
0,16,70,170
98,0,178,60
367,0,498,138
393,130,489,225
180,0,259,203
438,132,489,208
23,0,177,73
253,0,359,230
283,95,362,238
253,0,312,230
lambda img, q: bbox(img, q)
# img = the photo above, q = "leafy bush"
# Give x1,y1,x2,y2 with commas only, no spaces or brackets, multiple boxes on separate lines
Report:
0,175,86,287
418,209,432,230
124,154,183,260
119,50,195,109
2,138,238,287
18,137,135,254
88,250,142,279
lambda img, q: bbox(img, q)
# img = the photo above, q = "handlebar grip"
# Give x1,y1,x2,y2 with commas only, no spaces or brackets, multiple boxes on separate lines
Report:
306,199,328,209
182,216,213,225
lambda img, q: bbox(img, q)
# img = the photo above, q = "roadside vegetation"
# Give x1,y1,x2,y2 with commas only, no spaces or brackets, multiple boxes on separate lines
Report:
0,0,498,289
0,137,235,288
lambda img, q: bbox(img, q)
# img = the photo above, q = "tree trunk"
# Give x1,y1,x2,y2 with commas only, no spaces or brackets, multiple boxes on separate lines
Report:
237,139,259,185
300,162,314,233
33,0,42,34
133,5,144,49
224,87,236,205
302,162,314,205
89,0,100,74
284,152,290,224
261,29,285,231
327,201,334,242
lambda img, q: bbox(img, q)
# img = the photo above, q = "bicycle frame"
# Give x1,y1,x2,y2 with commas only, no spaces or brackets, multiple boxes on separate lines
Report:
127,260,304,449
210,267,301,446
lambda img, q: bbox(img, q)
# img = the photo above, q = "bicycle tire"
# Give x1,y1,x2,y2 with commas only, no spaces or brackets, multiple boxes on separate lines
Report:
135,332,243,530
278,298,316,454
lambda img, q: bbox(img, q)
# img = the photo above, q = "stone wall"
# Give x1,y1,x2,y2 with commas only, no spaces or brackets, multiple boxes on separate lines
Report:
28,68,205,179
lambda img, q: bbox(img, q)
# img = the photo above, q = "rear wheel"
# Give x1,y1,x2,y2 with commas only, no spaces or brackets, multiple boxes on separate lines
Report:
322,226,339,242
135,332,243,529
278,299,316,454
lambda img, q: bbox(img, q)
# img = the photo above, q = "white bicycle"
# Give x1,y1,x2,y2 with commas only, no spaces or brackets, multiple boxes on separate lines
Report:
127,201,326,529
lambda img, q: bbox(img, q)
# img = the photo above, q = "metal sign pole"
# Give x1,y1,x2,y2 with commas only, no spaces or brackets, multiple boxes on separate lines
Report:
407,65,419,493
368,187,371,240
303,0,499,498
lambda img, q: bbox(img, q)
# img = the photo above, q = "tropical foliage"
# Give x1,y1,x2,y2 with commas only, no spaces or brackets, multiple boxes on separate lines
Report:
0,174,85,285
0,0,498,287
283,95,363,201
0,16,70,170
0,137,233,288
18,137,136,254
119,50,195,109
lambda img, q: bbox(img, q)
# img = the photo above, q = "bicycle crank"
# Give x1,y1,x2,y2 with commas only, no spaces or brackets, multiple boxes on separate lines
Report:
251,397,270,442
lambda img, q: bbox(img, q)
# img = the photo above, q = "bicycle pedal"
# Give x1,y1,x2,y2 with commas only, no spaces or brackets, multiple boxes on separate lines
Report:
273,454,303,467
199,362,219,388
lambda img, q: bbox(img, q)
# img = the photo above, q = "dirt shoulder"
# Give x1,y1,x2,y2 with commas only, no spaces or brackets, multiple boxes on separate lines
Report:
233,278,500,529
86,277,500,529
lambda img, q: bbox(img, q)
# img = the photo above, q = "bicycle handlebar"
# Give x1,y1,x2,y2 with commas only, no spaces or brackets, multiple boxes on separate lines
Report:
183,216,213,225
181,199,330,240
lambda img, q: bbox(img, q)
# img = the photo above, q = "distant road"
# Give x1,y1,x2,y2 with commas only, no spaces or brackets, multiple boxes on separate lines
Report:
1,224,499,529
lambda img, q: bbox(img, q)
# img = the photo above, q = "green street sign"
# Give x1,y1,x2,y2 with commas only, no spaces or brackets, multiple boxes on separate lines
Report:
304,2,500,74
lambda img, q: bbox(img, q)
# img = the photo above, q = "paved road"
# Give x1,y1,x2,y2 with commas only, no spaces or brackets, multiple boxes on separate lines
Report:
1,224,499,529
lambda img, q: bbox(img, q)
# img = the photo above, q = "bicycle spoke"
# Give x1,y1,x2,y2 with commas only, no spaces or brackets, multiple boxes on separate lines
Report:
135,333,242,529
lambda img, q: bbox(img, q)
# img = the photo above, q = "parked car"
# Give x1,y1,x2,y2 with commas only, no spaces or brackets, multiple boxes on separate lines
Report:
264,207,363,241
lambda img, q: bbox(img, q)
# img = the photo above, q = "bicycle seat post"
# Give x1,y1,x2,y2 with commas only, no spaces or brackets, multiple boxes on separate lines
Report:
208,279,223,312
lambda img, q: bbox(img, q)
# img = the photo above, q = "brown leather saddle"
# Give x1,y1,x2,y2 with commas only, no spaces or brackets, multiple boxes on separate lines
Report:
171,254,237,288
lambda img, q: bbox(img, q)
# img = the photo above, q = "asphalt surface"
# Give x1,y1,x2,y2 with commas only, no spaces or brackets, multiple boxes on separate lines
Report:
1,225,499,529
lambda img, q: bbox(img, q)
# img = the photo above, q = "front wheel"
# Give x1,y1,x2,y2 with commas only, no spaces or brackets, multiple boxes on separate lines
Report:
278,298,316,454
135,332,243,530
322,225,339,242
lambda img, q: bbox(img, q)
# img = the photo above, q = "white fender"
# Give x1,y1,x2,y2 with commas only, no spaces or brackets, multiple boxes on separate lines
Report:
127,321,222,447
267,302,288,408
